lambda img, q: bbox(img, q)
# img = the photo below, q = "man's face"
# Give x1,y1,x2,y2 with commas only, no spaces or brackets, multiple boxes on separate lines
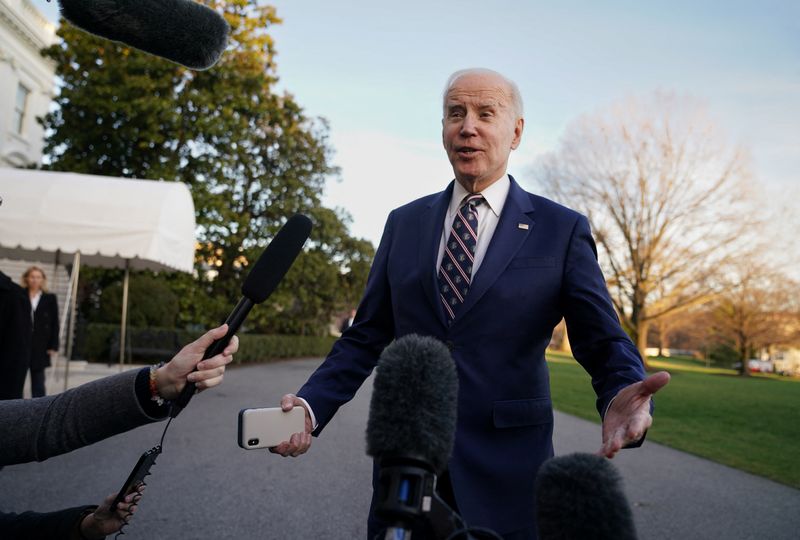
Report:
442,73,524,191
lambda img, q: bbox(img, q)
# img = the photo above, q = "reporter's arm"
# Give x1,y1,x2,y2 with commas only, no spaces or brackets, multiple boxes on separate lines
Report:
0,487,143,540
0,369,152,466
0,506,95,540
0,325,237,466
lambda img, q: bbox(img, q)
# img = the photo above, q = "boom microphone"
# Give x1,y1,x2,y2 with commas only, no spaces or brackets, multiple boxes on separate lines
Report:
169,214,312,418
57,0,230,70
535,453,637,540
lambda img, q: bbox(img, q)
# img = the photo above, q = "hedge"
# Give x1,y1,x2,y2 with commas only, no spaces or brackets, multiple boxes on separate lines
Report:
77,323,336,364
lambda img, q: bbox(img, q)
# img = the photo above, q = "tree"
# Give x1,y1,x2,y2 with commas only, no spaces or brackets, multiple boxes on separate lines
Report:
536,93,758,366
40,1,373,334
709,265,800,375
75,267,179,328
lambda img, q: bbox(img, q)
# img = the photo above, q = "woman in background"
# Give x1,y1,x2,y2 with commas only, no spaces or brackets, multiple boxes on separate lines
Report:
22,266,58,397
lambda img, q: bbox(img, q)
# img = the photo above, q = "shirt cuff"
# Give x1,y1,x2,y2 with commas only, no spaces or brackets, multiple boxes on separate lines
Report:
295,396,318,431
603,394,618,419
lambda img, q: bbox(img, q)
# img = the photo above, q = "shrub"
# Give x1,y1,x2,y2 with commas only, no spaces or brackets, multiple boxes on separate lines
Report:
79,323,336,364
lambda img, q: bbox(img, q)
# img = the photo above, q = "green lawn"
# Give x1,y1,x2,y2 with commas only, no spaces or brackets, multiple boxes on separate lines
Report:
546,355,800,489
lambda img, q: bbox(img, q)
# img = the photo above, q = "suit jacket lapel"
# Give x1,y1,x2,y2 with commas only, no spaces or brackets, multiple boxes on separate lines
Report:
456,176,535,320
419,182,454,329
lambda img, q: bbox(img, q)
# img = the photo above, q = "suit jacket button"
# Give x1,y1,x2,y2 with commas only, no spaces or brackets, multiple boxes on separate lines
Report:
445,340,455,351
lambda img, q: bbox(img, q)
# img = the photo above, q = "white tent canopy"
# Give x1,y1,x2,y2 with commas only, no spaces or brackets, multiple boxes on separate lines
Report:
0,168,195,272
0,168,196,390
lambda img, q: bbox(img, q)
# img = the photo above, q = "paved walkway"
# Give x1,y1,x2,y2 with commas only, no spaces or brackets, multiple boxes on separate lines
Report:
23,359,148,398
552,411,799,539
2,359,798,539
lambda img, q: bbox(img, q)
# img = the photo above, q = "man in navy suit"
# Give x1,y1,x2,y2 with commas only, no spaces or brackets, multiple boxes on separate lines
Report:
273,68,670,539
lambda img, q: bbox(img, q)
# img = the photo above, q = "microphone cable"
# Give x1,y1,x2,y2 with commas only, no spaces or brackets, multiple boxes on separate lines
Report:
445,526,504,540
375,524,504,540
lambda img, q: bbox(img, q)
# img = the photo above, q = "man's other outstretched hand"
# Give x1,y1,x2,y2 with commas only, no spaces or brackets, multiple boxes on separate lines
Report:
599,371,671,458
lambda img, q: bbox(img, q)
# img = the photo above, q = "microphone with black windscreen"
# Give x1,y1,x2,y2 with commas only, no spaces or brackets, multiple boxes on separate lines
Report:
56,0,230,70
367,335,502,540
535,453,637,540
366,335,458,473
169,214,312,418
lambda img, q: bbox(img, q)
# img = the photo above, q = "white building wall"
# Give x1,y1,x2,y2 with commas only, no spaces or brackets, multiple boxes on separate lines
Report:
0,0,56,167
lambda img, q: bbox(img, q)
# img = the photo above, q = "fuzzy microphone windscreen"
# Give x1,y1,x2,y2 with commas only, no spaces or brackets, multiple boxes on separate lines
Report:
536,452,637,540
366,334,458,474
58,0,230,70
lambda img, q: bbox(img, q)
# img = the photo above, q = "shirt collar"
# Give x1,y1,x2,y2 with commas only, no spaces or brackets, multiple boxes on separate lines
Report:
450,174,510,218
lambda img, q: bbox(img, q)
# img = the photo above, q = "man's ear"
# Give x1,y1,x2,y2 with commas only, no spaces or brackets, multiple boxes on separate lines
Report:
511,117,524,150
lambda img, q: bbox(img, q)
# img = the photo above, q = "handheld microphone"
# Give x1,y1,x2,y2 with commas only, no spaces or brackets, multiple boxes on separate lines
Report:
535,453,637,540
57,0,230,70
366,334,463,539
169,214,312,418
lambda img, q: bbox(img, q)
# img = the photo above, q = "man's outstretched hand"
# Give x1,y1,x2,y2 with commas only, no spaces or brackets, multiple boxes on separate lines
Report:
599,371,671,458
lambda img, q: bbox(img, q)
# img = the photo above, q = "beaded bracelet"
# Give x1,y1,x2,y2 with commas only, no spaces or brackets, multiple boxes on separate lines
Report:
149,362,167,406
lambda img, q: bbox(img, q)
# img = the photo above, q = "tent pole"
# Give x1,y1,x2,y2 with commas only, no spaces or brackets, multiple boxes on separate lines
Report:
46,249,62,394
52,249,60,292
64,251,81,392
119,260,130,372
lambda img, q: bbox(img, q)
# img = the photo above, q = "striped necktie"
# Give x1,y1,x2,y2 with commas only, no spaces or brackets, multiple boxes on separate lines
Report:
438,194,484,321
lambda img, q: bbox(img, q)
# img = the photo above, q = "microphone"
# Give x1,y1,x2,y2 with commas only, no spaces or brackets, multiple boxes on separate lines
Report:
169,214,312,418
535,453,637,540
57,0,230,70
366,334,462,539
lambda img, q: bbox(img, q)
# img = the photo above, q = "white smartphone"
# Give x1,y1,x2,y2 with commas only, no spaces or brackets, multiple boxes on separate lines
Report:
237,407,306,450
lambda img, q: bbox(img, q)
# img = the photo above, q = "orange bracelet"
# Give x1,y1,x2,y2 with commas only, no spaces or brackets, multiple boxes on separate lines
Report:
148,363,166,406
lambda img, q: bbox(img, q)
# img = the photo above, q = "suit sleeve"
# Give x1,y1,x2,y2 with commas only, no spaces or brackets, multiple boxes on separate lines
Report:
560,215,647,419
47,294,59,351
297,212,397,435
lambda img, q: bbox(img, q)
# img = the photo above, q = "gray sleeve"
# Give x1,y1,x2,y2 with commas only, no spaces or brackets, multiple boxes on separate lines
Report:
0,369,163,466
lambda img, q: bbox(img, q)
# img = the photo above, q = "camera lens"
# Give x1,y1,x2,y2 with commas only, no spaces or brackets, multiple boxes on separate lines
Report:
248,438,259,446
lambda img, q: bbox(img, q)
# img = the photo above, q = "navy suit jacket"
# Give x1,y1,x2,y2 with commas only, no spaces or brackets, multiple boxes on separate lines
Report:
298,176,646,535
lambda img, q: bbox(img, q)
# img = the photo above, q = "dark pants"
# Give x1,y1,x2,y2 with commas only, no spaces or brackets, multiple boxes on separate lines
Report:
30,368,46,398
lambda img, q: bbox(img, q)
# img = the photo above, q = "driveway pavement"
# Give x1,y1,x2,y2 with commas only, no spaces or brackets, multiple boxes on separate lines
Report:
1,358,797,539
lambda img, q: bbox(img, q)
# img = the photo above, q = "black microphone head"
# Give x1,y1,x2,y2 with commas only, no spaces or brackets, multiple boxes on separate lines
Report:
366,334,458,474
535,453,637,540
241,214,312,304
57,0,230,70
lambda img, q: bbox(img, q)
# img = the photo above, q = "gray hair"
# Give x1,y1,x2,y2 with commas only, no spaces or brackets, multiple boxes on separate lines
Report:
442,68,524,119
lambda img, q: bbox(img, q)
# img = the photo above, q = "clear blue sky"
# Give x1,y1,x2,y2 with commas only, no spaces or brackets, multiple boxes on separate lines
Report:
32,0,799,247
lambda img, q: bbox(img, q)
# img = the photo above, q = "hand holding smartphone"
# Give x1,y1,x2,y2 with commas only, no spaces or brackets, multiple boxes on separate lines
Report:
238,407,306,449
